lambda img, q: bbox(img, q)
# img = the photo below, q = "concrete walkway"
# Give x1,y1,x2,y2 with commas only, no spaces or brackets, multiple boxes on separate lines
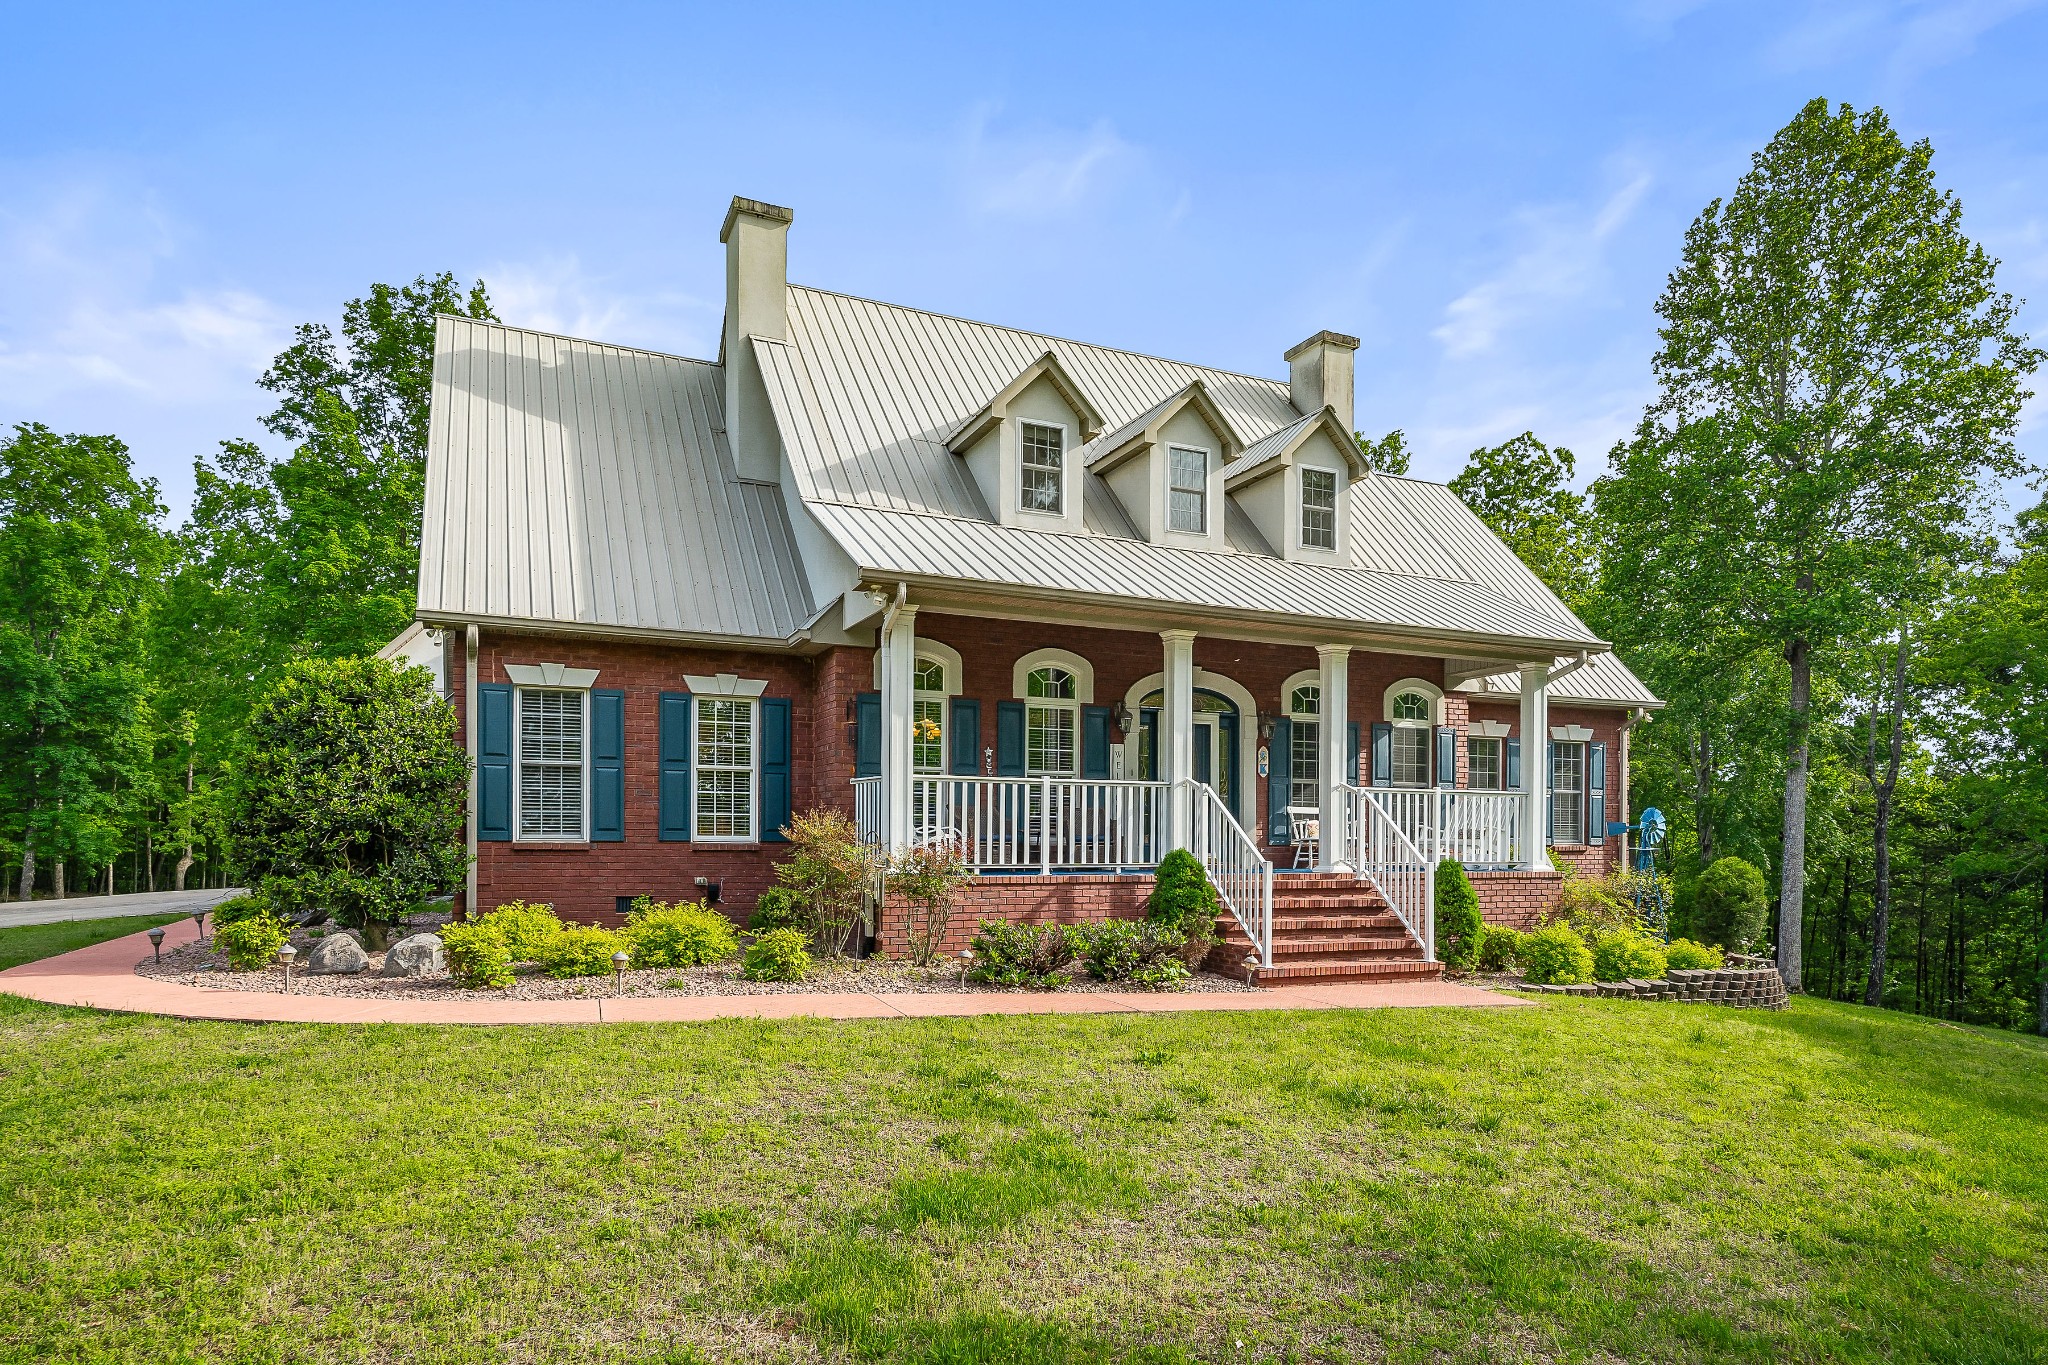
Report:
0,919,1531,1026
0,886,244,929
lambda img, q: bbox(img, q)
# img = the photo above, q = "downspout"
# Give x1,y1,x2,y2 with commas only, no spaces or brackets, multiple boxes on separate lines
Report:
465,623,479,921
1547,649,1592,687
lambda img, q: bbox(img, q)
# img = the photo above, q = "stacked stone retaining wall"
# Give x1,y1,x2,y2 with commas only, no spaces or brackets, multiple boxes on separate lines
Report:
1520,966,1788,1009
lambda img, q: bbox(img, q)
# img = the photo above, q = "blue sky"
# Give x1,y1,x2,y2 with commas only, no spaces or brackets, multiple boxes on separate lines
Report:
5,1,2047,518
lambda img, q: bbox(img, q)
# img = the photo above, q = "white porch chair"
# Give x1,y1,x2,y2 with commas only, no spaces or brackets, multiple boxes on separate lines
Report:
1285,806,1320,868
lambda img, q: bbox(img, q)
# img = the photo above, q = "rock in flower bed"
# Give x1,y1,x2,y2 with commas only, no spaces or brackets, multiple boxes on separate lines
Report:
136,919,1255,1000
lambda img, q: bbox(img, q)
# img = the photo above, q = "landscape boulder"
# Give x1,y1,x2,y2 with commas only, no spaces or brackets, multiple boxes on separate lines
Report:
306,934,369,975
380,932,446,978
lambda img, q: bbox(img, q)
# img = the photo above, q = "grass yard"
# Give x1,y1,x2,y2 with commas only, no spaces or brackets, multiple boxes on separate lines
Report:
0,913,184,973
0,978,2043,1364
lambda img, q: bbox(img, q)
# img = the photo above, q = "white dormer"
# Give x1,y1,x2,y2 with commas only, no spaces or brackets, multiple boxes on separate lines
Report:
947,351,1105,534
1223,408,1368,564
1082,380,1242,552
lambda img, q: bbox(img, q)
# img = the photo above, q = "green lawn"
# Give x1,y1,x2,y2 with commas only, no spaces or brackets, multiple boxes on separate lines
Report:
0,913,184,973
0,985,2042,1364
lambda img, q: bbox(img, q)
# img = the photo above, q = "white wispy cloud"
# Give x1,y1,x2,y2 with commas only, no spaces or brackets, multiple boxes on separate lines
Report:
1431,171,1653,361
484,255,717,357
1761,0,2043,81
954,107,1142,218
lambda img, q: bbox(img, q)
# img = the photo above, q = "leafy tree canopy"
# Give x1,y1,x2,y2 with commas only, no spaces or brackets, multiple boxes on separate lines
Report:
1354,428,1413,475
1450,431,1591,604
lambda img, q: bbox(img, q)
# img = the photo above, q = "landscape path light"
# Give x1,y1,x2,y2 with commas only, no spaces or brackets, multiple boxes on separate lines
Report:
278,942,297,993
612,949,630,995
191,909,208,945
147,926,165,962
957,947,974,987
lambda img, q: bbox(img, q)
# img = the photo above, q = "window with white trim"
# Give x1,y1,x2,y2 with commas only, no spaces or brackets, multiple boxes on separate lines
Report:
1301,468,1337,550
518,689,586,839
695,697,757,840
1020,421,1064,515
1168,445,1207,533
1467,737,1502,790
913,658,947,774
1288,682,1320,810
1024,666,1078,775
1550,741,1586,844
1390,690,1432,786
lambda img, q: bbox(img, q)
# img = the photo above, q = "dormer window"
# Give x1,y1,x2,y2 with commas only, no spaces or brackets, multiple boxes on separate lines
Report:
1167,446,1208,533
1020,421,1064,514
1301,468,1337,550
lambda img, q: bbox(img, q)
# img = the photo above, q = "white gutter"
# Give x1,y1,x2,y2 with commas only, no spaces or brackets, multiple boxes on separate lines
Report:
1547,649,1592,685
464,623,479,922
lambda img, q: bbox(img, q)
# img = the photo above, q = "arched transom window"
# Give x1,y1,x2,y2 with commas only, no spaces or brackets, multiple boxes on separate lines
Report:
1389,689,1432,786
1025,666,1078,775
1288,682,1320,810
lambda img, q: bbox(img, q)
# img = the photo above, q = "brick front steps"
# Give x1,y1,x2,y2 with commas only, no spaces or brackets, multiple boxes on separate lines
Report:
1214,872,1443,988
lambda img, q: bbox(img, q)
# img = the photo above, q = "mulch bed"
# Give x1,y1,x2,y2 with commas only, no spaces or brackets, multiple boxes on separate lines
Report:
134,918,1255,1000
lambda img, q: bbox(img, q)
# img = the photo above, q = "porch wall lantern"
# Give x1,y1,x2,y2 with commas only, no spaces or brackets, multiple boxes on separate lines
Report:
1108,701,1133,734
1257,712,1278,742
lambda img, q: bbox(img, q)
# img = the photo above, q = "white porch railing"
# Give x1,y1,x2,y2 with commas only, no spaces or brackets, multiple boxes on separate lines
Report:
870,776,1172,871
1439,791,1523,870
852,775,882,844
1187,779,1272,968
1339,786,1437,960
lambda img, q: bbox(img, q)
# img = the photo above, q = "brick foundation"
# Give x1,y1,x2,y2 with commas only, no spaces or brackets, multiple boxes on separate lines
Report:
876,873,1153,959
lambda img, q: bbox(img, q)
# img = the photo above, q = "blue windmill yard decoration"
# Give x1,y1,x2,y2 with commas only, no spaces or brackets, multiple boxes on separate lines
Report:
1610,807,1671,937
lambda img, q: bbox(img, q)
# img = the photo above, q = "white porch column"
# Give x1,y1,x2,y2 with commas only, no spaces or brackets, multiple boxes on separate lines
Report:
1160,629,1197,849
879,603,919,851
1518,663,1552,872
1316,645,1350,870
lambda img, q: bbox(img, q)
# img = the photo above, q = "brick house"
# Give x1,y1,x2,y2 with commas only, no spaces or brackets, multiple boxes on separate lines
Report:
409,196,1661,984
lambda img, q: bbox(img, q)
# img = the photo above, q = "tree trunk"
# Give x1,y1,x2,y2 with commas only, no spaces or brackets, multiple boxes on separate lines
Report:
16,825,34,902
175,750,195,892
1691,730,1716,868
1864,631,1908,1009
1778,636,1811,992
1834,857,1852,1000
2036,865,2046,1037
53,859,65,900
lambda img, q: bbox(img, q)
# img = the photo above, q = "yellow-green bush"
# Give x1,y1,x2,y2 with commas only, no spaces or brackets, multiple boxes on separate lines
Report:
478,900,563,961
1519,923,1594,985
213,914,289,971
442,919,514,988
1590,929,1668,982
623,899,738,968
743,928,811,982
1664,937,1724,970
535,925,629,979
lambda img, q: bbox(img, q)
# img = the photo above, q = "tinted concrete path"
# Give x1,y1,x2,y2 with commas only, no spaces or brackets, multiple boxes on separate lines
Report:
0,919,1529,1025
0,886,244,929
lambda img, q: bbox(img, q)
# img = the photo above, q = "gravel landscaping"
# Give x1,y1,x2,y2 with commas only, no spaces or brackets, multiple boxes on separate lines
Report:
134,918,1257,1000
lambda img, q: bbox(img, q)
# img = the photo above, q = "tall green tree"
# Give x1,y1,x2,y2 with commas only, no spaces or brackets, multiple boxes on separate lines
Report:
0,425,168,898
1598,99,2038,990
1354,428,1413,475
1451,431,1591,603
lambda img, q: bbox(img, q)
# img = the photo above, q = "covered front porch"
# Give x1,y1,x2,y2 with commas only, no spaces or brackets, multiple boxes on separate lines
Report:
843,589,1585,972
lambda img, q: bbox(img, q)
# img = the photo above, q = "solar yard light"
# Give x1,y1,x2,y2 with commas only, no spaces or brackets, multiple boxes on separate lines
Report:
278,942,297,993
147,926,165,962
611,949,630,995
191,909,208,944
957,947,974,987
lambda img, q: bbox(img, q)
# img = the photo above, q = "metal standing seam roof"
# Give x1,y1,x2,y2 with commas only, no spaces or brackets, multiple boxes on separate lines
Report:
418,317,814,642
1464,651,1664,708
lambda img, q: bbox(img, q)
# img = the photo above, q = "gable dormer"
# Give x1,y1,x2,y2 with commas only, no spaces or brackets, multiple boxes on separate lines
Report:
1081,380,1242,552
1223,407,1368,564
947,351,1104,534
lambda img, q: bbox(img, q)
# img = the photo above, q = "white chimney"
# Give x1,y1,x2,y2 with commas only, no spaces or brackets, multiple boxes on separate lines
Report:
720,196,793,482
1285,330,1359,432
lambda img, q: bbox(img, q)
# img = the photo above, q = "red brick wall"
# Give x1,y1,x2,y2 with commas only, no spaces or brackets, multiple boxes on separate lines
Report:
876,873,1153,958
1470,870,1564,930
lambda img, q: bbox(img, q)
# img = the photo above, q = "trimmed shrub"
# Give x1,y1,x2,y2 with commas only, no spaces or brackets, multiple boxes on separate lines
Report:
214,913,289,972
1477,926,1525,973
535,925,629,979
748,885,806,934
1590,929,1668,982
967,921,1077,989
211,892,272,927
886,839,972,967
478,900,563,962
442,919,515,989
744,928,812,982
1077,920,1189,989
1665,938,1724,971
1147,848,1221,965
1519,923,1594,986
1435,861,1485,970
623,899,738,968
1549,870,1641,937
1693,857,1768,953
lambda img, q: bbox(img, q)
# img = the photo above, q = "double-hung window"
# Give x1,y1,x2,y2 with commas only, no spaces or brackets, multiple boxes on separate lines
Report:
1390,691,1432,786
695,697,756,840
1300,468,1337,550
1024,666,1078,775
518,689,586,839
1288,683,1320,810
912,658,947,774
1020,421,1064,515
1168,446,1207,533
1467,737,1502,790
1550,742,1586,844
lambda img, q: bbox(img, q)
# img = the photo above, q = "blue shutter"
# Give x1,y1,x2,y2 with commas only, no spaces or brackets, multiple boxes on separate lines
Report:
1546,741,1557,843
854,692,881,778
1371,722,1393,786
950,697,981,774
1266,716,1291,843
1347,721,1360,784
996,701,1026,776
1588,740,1607,848
477,683,513,841
658,692,692,841
760,697,792,842
1505,737,1521,791
1082,705,1111,779
1435,725,1456,789
590,689,625,841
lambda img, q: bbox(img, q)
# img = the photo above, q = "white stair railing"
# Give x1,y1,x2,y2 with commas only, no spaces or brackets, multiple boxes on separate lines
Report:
1340,785,1436,961
1186,779,1273,968
851,776,882,844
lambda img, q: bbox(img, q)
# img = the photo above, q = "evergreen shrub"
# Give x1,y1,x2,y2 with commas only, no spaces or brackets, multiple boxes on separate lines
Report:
967,922,1077,989
1693,857,1769,953
744,928,812,982
1435,861,1485,969
1147,848,1221,964
1477,926,1525,973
